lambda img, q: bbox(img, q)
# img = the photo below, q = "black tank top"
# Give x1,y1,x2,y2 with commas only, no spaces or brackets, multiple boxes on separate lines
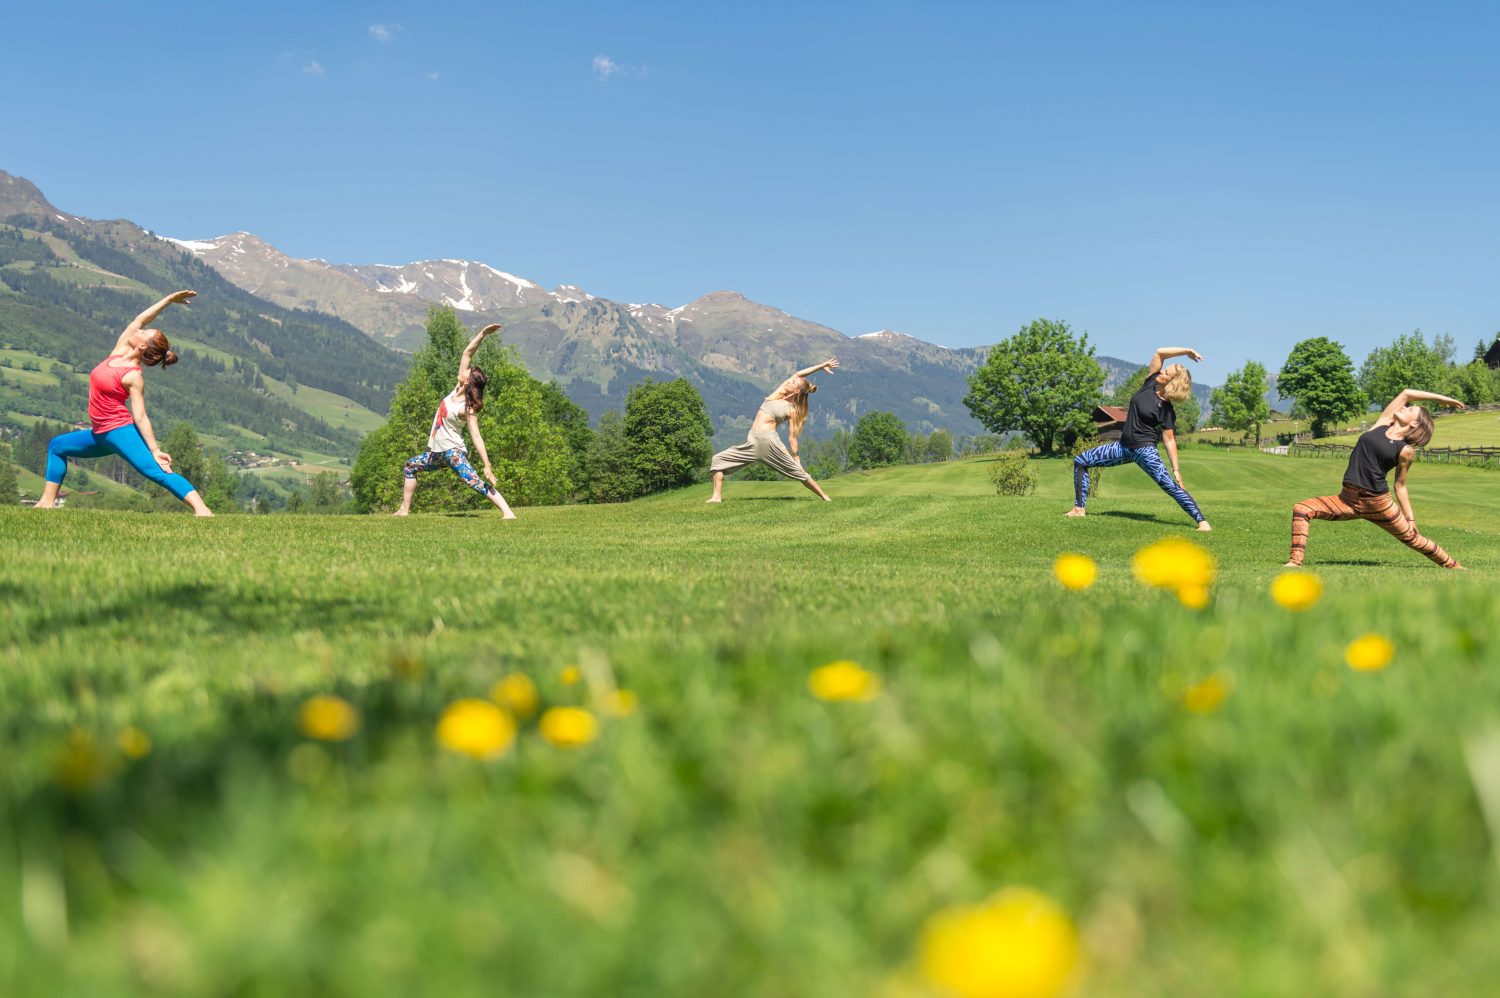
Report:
1343,427,1408,494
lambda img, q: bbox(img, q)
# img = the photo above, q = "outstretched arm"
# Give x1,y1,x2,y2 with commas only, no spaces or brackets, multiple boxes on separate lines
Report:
1161,428,1184,487
1393,450,1417,528
124,373,171,470
1377,388,1465,425
467,414,498,488
115,290,196,353
1146,346,1203,377
794,358,839,379
458,323,502,383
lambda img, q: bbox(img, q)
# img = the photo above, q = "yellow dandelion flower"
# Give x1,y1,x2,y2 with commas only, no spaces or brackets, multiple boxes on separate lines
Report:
1176,584,1210,609
603,689,639,717
540,707,599,748
919,887,1080,998
808,660,882,703
298,695,361,742
490,674,540,719
1182,672,1233,714
117,726,152,759
1052,553,1097,591
1271,572,1323,611
436,699,517,760
560,665,582,686
1132,537,1215,592
1345,634,1395,672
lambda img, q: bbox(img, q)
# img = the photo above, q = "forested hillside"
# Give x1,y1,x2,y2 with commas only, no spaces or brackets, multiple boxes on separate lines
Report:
0,174,407,466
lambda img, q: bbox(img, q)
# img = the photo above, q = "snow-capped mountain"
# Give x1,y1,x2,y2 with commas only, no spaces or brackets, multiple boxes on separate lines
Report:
159,232,995,435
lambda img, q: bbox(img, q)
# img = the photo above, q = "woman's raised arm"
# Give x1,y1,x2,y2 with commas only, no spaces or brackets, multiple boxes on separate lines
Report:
1378,389,1464,425
115,290,196,354
793,358,839,379
458,323,501,383
1146,346,1203,377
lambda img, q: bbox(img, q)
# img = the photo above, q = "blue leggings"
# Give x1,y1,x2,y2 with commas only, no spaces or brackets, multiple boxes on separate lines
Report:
403,448,494,496
46,424,198,502
1073,441,1204,522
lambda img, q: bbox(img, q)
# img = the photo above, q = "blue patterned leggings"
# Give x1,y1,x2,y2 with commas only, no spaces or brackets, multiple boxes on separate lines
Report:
403,448,493,495
1073,441,1204,522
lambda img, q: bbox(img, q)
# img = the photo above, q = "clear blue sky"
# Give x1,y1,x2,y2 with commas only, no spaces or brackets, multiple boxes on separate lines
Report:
4,1,1497,379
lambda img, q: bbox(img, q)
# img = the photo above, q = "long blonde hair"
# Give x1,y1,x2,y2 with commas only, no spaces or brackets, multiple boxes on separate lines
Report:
1157,365,1193,402
783,378,816,436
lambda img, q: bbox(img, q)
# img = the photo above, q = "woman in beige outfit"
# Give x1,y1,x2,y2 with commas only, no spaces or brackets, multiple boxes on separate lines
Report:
707,359,838,502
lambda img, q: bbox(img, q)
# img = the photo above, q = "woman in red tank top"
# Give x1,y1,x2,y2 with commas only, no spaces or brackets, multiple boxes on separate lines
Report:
34,290,214,516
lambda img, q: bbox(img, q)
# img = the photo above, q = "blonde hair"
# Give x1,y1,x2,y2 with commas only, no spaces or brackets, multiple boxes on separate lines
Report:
784,379,816,437
1157,365,1193,402
1406,407,1435,448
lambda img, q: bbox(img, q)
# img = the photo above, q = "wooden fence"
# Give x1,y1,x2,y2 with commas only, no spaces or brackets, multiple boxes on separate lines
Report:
1290,442,1500,469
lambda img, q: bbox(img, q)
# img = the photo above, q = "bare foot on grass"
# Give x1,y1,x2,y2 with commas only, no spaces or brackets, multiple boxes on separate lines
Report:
1282,560,1300,568
392,509,409,517
705,497,721,504
1196,521,1212,532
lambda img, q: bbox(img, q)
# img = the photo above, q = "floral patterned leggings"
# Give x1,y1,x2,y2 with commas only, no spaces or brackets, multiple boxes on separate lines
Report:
403,448,493,495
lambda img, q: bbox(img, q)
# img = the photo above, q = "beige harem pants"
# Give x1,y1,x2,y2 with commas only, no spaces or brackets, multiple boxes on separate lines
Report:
710,429,811,482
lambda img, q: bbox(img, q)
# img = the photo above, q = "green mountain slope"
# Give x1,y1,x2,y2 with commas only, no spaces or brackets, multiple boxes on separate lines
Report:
0,172,407,467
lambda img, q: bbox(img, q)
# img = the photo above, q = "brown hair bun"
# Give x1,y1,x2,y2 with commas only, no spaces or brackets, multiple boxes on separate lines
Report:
142,330,178,368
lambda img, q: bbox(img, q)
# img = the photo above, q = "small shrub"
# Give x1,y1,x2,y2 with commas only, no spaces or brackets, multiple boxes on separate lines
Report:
988,450,1037,496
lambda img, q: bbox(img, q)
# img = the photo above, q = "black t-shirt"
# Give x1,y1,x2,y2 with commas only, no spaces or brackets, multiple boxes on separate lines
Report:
1343,427,1408,494
1120,373,1177,449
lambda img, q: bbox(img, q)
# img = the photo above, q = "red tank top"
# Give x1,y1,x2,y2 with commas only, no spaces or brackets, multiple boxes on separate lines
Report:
88,356,139,433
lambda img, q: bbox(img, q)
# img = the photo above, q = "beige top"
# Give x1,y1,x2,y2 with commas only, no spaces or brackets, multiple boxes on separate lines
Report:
758,398,793,425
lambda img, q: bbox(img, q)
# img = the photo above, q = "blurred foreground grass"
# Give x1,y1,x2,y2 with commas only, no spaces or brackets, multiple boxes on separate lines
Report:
1,451,1498,996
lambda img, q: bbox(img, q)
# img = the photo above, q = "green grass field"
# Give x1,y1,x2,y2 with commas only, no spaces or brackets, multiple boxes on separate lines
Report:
259,374,386,436
1321,409,1500,448
2,450,1498,996
0,348,66,388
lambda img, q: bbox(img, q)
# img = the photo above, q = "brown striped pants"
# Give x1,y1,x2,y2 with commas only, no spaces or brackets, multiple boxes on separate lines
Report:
1288,485,1458,568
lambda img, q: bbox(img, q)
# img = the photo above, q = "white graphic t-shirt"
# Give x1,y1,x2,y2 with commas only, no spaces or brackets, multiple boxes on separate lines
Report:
428,390,468,451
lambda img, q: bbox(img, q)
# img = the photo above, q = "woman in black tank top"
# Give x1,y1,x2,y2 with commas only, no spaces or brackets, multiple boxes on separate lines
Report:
1284,388,1466,569
1342,426,1411,494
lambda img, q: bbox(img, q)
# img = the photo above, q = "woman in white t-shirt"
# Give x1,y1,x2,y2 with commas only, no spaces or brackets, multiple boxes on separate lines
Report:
394,323,517,518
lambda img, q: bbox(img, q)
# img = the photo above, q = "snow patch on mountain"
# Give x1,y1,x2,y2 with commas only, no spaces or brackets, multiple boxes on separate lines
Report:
162,236,223,253
479,263,539,289
446,263,477,311
376,276,419,295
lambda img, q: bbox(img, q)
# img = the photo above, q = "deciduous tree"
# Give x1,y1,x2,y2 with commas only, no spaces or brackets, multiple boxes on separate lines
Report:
1278,337,1366,437
848,412,909,468
1358,330,1449,406
623,378,713,494
963,319,1105,454
1209,361,1271,442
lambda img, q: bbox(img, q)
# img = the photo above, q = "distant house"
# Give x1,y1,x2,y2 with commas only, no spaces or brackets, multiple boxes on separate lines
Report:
1485,339,1500,370
1092,405,1128,442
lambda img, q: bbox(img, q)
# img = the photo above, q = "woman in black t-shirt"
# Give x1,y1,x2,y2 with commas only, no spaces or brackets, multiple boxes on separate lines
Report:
1070,346,1212,531
1285,388,1465,568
